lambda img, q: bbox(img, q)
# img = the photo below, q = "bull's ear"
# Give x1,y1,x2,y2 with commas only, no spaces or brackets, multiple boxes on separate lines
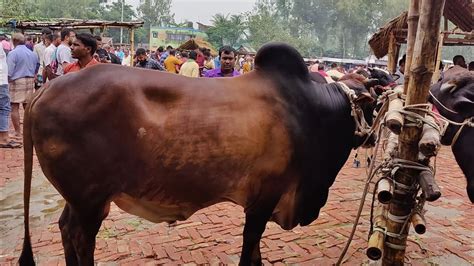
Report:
365,78,380,89
354,92,375,104
440,82,457,93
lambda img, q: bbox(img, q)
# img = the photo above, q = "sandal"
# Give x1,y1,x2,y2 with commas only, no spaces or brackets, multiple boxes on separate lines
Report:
0,140,22,149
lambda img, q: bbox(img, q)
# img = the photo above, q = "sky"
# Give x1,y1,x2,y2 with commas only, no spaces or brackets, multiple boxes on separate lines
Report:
126,0,257,26
171,0,256,25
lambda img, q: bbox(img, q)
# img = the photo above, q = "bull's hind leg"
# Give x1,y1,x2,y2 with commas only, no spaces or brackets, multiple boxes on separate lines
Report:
58,202,110,265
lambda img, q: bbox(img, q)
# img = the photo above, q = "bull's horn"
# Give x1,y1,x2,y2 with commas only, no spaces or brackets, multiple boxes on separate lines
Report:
440,82,457,93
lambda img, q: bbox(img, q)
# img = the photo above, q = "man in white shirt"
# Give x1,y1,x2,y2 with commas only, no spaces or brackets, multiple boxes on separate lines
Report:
33,28,52,87
43,32,61,82
121,49,131,67
55,28,76,76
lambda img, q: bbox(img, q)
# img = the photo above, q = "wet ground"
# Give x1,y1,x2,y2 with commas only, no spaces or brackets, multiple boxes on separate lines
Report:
1,146,472,265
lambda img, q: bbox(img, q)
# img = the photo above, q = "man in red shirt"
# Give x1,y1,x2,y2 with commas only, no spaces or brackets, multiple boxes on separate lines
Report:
64,33,99,74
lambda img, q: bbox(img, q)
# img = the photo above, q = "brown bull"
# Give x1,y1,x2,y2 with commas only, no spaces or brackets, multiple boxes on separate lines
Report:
20,43,376,265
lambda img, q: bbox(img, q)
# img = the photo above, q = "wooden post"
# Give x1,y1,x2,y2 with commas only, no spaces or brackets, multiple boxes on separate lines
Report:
387,33,400,74
431,32,445,83
383,0,446,265
130,28,135,66
403,0,421,94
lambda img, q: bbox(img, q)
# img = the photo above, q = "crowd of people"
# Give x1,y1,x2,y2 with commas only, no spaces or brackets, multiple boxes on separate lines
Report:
0,28,256,148
0,27,472,149
307,53,473,85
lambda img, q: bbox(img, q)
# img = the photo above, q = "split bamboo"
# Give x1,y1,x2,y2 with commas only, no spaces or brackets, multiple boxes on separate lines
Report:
383,0,446,265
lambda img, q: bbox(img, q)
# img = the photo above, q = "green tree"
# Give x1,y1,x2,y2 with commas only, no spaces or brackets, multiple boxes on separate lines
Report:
101,1,136,44
207,14,246,48
137,0,174,44
137,0,174,27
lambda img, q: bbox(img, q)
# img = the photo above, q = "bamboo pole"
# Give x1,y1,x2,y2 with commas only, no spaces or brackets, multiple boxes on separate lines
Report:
383,0,446,265
403,0,421,94
387,33,400,74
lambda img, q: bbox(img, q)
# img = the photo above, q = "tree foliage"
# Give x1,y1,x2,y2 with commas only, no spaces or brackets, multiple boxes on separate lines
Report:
207,14,246,48
137,0,174,28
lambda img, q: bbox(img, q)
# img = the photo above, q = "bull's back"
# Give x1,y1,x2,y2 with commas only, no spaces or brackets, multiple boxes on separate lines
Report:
31,65,293,220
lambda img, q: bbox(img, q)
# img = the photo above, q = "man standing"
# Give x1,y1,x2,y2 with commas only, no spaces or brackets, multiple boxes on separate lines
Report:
121,49,131,67
452,55,467,68
160,45,172,65
395,54,406,85
64,33,99,74
43,32,61,81
33,28,52,87
6,33,38,140
204,46,240,78
55,28,76,77
164,49,182,73
179,51,199,77
326,63,344,81
0,41,20,148
135,48,163,70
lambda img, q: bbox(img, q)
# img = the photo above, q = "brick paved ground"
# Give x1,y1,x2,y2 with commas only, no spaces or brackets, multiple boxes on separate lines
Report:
1,146,472,265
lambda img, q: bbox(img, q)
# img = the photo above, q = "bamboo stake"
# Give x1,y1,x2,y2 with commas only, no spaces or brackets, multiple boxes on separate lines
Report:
367,204,388,260
419,115,441,157
403,0,421,94
411,212,426,234
383,132,398,161
377,178,393,204
385,94,404,134
419,170,441,201
383,0,446,265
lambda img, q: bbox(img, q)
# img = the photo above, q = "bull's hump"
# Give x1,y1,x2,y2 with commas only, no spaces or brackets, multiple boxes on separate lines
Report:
254,42,310,81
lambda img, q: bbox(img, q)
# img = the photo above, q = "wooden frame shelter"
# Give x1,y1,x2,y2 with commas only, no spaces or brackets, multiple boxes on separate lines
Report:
369,0,473,79
362,1,472,265
8,18,143,65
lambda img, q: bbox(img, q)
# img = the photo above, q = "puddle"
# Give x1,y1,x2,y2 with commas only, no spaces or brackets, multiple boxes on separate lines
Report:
0,172,65,234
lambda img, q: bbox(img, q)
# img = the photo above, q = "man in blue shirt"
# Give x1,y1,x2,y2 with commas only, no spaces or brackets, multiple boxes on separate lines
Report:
7,33,38,140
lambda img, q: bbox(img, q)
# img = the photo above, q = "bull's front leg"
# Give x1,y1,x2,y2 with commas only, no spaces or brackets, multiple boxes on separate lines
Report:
239,201,277,266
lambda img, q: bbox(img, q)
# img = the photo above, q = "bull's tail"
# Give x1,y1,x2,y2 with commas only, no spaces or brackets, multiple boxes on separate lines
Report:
19,87,47,266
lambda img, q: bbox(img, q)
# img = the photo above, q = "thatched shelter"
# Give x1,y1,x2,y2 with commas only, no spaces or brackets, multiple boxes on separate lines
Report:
369,0,473,59
178,38,217,56
8,18,143,31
